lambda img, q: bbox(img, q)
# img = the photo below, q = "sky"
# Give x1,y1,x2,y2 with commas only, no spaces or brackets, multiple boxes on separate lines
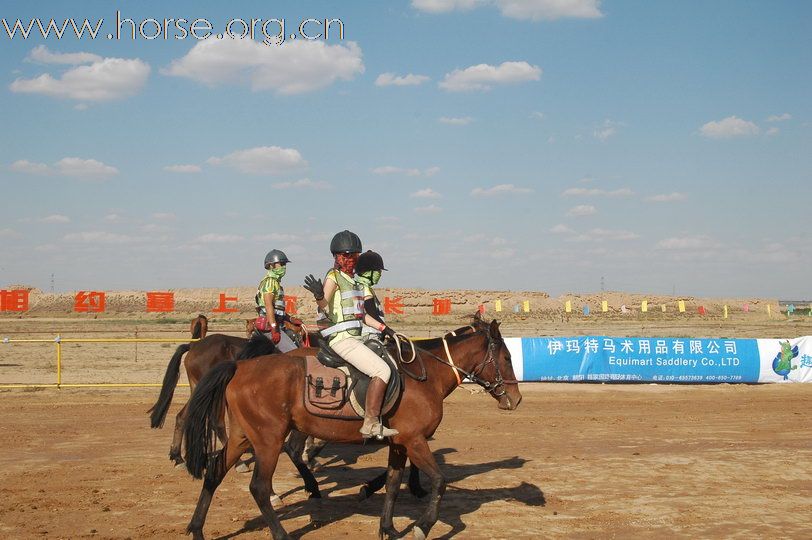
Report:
0,0,810,297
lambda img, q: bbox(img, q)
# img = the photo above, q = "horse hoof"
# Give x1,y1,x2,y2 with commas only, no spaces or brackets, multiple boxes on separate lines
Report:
412,526,426,540
270,494,284,510
378,526,399,539
358,486,370,501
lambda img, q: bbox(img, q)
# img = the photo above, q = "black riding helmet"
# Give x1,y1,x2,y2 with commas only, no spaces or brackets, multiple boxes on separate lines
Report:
330,230,362,254
356,250,387,274
264,249,290,269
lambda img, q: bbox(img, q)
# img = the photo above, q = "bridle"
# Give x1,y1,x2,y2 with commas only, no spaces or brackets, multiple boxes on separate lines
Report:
412,328,518,398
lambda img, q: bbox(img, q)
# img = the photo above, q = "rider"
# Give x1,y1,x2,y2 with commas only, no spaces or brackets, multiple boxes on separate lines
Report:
255,249,301,353
303,231,399,439
356,250,392,342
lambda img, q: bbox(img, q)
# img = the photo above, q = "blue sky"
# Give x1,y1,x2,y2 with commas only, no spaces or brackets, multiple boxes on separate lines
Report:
1,1,810,297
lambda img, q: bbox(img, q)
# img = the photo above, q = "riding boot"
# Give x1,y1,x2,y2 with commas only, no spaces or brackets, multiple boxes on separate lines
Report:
360,377,399,439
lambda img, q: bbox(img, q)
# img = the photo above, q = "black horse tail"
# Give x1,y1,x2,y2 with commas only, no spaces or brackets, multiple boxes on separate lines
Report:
183,361,237,479
148,343,190,428
191,318,204,339
235,331,278,361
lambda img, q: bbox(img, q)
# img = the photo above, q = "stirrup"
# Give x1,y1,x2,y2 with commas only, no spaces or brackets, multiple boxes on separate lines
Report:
360,420,399,440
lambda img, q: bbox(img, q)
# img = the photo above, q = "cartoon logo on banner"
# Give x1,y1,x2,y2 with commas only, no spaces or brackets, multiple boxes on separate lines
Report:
772,340,799,380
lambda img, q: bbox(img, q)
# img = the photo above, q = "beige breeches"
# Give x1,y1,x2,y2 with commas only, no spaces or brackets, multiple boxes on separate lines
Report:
330,336,391,383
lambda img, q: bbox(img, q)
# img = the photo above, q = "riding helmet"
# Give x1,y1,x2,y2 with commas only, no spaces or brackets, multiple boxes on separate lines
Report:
329,230,362,254
356,250,387,274
264,249,290,269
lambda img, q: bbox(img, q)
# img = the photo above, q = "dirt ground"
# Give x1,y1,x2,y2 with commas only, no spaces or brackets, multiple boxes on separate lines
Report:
1,315,811,539
0,384,810,539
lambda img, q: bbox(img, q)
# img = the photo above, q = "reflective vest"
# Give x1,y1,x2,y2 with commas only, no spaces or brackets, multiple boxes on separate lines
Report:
318,269,365,343
361,286,385,336
255,275,286,321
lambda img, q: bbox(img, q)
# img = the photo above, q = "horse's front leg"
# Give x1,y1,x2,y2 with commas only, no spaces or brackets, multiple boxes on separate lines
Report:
379,444,407,539
404,437,445,540
169,402,188,465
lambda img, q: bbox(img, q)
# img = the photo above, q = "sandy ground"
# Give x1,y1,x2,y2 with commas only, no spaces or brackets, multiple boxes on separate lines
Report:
1,312,811,538
0,384,810,539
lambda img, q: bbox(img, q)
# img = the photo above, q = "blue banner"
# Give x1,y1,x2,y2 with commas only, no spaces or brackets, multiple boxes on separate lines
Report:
520,336,761,383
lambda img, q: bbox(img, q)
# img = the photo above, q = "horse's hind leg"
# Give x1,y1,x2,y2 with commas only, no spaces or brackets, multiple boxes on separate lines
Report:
169,402,188,465
407,462,428,498
186,433,251,539
249,437,292,540
284,430,321,498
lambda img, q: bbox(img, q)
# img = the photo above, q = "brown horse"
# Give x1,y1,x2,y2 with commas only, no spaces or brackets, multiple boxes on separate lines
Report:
190,315,208,339
181,317,521,540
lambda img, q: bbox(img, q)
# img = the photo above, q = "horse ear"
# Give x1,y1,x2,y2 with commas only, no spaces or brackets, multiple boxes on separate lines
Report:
473,310,483,321
489,319,501,338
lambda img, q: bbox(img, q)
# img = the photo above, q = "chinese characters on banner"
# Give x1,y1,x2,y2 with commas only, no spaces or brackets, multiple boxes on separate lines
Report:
383,297,404,315
74,291,106,313
212,293,238,313
146,291,174,312
432,298,451,315
0,289,29,311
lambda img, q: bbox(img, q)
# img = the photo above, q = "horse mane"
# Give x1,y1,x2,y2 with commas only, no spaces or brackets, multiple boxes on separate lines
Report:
235,332,278,361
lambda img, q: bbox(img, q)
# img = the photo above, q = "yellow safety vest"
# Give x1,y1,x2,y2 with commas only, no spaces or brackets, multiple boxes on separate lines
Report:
361,285,385,336
318,269,365,344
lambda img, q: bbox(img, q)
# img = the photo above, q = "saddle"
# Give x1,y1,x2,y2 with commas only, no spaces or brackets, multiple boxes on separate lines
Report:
303,339,402,420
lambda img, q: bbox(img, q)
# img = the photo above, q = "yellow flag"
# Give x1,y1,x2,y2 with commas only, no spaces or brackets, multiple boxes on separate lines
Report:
661,304,666,313
522,300,530,312
495,299,502,312
678,300,686,313
601,300,608,312
767,304,772,318
724,305,728,319
641,300,648,313
565,300,572,313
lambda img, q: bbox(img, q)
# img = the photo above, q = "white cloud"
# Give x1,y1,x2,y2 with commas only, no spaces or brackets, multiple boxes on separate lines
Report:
495,0,603,21
253,232,299,242
700,116,759,139
64,231,147,244
39,214,70,223
439,116,474,125
375,72,430,86
440,61,541,92
195,233,245,243
10,57,150,101
550,224,574,234
593,119,620,140
412,0,482,13
104,213,121,222
55,157,118,179
766,127,779,136
567,204,596,217
0,228,20,238
766,113,791,123
271,178,331,190
163,164,201,174
152,213,177,221
371,165,438,177
9,160,51,175
656,235,715,250
412,0,603,20
27,45,101,65
163,36,364,95
648,192,687,202
571,228,639,242
411,188,442,198
530,111,544,121
471,183,533,197
562,186,633,197
207,146,307,175
414,204,442,214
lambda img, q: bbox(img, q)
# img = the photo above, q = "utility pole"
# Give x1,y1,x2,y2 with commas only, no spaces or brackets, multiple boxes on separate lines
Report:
51,273,54,293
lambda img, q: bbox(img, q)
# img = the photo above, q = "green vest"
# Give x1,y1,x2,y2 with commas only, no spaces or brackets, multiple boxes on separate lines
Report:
361,286,385,337
318,269,364,344
255,275,285,321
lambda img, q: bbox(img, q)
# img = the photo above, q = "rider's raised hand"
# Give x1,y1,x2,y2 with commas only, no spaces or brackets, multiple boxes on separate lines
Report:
303,274,324,301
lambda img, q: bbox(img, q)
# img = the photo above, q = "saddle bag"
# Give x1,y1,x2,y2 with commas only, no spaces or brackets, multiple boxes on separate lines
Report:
306,374,346,409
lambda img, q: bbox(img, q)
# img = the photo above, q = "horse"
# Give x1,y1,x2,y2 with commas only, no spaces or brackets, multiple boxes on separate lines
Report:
181,316,521,540
190,315,208,339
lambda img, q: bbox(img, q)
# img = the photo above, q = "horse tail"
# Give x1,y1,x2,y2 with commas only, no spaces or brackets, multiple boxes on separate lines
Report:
191,318,204,339
183,360,237,479
235,331,278,361
148,343,190,428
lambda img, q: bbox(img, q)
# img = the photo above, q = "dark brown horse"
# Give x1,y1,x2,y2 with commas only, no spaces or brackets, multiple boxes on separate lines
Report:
190,315,208,339
181,317,521,540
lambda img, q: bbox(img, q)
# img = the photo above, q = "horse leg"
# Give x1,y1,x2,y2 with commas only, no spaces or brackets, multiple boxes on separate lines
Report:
185,433,251,539
304,436,328,466
249,438,292,540
379,444,407,539
407,462,428,499
359,470,387,501
284,430,321,498
404,438,446,540
169,402,188,465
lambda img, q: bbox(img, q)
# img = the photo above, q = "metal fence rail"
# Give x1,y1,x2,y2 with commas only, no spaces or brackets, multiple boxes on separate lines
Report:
0,336,197,389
